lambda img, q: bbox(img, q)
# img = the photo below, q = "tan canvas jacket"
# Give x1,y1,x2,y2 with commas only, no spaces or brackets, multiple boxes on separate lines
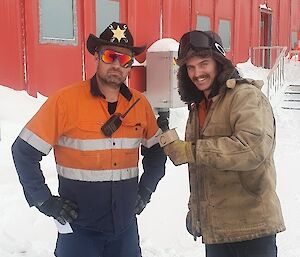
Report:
186,78,285,244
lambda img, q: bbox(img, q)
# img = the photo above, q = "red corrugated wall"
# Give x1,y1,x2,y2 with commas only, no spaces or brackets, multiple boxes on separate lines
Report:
267,0,280,46
1,0,300,96
0,0,25,90
193,0,235,61
24,0,84,96
215,0,235,60
162,0,191,41
82,0,96,80
127,0,161,63
125,0,161,92
291,0,300,32
279,0,292,49
126,0,193,92
233,0,253,64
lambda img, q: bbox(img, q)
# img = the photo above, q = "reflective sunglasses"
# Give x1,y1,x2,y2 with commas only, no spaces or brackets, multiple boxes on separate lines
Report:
178,31,226,60
98,49,134,68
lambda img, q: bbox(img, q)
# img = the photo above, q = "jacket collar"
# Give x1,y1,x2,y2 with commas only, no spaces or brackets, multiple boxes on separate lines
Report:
90,74,132,101
225,78,264,90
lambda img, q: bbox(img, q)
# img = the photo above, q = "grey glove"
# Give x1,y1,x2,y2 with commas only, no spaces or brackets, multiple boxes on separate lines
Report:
36,196,78,225
186,211,201,240
135,185,152,215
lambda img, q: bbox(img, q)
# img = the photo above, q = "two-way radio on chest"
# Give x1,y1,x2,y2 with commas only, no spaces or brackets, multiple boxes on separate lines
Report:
101,98,141,137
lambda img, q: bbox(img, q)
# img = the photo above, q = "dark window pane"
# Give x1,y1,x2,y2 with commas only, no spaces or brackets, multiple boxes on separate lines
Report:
218,19,231,51
291,31,297,49
39,0,77,44
96,0,120,36
196,16,211,31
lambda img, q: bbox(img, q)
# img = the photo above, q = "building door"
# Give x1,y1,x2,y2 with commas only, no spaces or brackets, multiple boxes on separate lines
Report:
260,10,272,68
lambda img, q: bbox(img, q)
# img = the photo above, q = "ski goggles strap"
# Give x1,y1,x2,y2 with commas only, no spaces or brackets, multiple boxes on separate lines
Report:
178,31,226,60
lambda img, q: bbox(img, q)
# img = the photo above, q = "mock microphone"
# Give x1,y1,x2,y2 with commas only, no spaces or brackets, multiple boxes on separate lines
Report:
156,113,179,147
157,115,170,132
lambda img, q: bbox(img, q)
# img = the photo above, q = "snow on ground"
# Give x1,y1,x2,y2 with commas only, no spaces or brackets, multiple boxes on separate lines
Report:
0,58,300,257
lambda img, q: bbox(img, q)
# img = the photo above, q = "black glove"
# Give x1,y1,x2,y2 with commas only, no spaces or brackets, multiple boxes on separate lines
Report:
135,184,152,215
36,196,78,225
186,211,201,240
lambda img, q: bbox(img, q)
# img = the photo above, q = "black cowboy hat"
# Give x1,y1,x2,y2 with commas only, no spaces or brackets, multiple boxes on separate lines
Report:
87,22,146,56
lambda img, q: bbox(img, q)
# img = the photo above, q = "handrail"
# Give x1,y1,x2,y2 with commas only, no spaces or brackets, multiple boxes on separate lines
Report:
266,47,287,100
249,46,287,100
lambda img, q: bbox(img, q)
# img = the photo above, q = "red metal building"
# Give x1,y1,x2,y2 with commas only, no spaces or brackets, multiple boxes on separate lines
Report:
0,0,299,96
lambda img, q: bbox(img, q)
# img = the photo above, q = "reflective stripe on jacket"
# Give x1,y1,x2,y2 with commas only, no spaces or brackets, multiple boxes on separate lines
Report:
12,77,166,233
20,80,159,181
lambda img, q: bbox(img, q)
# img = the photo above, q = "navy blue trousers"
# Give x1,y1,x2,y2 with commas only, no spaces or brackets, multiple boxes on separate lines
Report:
54,218,141,257
205,235,277,257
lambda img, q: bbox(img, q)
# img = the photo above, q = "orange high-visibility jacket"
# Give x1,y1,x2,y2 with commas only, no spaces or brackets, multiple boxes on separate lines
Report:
12,76,166,232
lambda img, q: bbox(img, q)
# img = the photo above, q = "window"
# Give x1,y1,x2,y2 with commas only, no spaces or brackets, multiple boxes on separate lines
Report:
196,16,211,31
39,0,77,45
96,0,120,36
291,31,297,49
218,19,231,51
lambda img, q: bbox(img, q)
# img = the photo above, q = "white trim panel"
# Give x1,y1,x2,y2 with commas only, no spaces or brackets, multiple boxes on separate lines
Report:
142,129,160,148
19,128,52,155
57,165,139,182
58,136,141,151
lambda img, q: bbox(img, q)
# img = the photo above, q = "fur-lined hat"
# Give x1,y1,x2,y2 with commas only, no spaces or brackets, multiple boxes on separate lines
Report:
176,30,238,104
177,30,226,66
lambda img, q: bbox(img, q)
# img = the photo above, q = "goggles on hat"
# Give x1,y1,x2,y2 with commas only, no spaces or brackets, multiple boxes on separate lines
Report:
98,49,134,68
178,31,226,61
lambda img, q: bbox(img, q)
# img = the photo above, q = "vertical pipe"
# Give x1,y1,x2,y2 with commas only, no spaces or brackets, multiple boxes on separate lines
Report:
189,0,192,30
289,0,292,50
250,0,253,47
232,0,236,63
160,0,163,39
213,0,216,31
20,0,28,88
80,0,86,81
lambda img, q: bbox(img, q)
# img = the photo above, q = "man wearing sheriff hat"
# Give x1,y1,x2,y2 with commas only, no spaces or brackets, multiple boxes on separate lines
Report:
12,21,166,257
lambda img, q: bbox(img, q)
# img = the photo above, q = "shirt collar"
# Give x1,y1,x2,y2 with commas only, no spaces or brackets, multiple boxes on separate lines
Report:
90,74,132,101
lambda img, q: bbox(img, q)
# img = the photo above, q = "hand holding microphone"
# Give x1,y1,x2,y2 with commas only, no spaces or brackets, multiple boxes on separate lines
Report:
157,115,179,147
157,113,195,166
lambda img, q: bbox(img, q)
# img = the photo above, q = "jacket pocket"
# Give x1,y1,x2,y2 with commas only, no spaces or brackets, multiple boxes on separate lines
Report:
207,170,262,207
119,121,143,141
208,170,265,230
238,169,266,198
77,121,104,133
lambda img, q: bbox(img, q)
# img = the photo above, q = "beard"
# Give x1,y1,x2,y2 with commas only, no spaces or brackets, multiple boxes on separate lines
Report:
97,68,126,88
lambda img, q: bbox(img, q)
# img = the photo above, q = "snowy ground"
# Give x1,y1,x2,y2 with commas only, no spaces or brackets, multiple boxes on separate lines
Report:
0,58,300,257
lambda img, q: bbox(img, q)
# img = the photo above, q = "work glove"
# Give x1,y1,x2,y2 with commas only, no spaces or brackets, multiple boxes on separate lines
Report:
135,184,152,215
186,211,201,240
36,196,79,225
163,140,195,166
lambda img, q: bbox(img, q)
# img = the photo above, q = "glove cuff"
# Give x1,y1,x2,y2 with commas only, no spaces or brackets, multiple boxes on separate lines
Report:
158,129,179,147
